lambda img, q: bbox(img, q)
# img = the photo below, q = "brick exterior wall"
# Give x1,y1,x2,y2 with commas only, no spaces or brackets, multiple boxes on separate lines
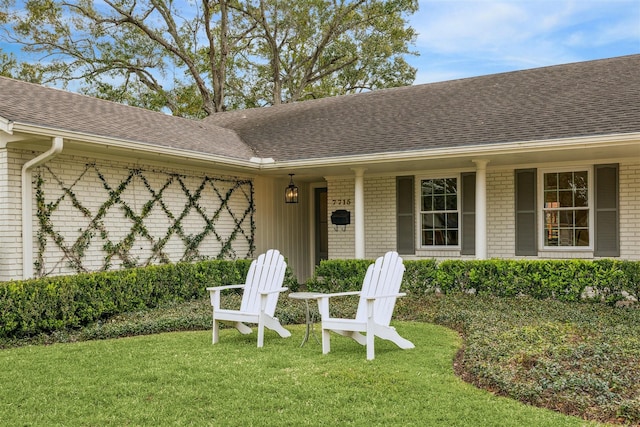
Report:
364,177,396,258
0,148,28,281
14,150,254,278
487,170,515,258
3,153,638,282
326,177,355,259
620,161,640,259
326,163,640,262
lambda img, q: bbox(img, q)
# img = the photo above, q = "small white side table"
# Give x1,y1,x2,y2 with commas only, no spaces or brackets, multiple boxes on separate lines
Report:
288,292,322,347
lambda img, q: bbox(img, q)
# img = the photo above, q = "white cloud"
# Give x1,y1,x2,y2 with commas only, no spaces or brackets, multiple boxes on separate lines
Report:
408,0,640,84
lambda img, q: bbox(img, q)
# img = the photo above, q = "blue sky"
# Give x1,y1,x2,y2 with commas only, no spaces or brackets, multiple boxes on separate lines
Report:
2,0,639,87
408,0,640,84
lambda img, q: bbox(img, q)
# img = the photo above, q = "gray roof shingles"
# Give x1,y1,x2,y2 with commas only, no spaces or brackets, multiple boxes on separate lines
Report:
1,55,638,164
206,54,640,161
0,77,256,160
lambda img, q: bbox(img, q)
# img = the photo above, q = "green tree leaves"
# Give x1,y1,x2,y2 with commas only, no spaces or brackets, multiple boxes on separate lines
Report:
1,0,418,116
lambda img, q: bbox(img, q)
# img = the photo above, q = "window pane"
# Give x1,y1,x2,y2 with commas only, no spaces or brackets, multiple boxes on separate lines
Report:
574,171,588,190
576,229,589,246
558,172,572,190
559,210,574,227
575,188,588,207
545,191,558,207
422,196,433,211
432,179,445,194
545,229,558,246
575,209,588,227
446,194,457,210
420,177,458,246
433,213,446,227
542,169,590,248
447,230,458,245
423,213,434,229
422,180,434,196
445,178,457,195
446,213,458,228
545,173,558,190
559,190,573,207
559,228,573,246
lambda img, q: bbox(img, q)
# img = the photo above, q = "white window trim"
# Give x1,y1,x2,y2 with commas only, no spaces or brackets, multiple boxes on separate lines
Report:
537,166,594,252
416,174,462,250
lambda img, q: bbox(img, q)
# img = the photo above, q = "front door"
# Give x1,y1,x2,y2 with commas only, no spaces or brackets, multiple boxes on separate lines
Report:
315,187,328,265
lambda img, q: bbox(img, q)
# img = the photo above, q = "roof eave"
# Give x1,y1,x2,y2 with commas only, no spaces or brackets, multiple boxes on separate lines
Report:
260,132,640,170
10,122,263,171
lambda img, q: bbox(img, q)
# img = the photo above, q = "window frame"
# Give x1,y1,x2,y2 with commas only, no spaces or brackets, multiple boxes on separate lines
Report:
537,166,594,251
417,174,462,250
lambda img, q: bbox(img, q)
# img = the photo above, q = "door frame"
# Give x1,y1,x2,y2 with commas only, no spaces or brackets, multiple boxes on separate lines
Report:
309,182,328,273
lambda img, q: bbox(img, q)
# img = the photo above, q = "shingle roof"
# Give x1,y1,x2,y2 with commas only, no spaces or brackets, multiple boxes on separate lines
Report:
0,77,256,160
206,54,640,161
2,55,638,165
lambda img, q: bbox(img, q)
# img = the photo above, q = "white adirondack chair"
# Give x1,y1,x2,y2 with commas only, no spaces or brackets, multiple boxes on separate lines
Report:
316,251,414,360
206,249,291,347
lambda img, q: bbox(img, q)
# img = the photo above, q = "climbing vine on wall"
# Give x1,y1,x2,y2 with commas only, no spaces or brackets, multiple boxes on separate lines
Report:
34,163,255,277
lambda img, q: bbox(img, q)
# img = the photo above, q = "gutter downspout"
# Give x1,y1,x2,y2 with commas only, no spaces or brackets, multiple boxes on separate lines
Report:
22,136,64,279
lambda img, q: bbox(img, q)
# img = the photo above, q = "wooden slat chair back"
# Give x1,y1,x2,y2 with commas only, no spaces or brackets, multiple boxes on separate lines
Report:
207,249,291,347
317,251,414,360
355,252,405,326
239,249,286,316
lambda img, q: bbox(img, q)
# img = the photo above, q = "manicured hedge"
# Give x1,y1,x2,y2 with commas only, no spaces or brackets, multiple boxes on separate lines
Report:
307,258,640,304
0,259,297,339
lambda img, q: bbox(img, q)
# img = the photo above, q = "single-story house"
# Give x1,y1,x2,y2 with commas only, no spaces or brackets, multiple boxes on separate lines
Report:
1,54,639,283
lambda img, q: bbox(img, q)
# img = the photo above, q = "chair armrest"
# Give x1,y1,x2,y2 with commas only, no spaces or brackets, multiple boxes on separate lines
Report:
316,291,361,319
315,291,361,300
259,287,288,295
364,292,406,300
207,284,245,309
206,284,245,292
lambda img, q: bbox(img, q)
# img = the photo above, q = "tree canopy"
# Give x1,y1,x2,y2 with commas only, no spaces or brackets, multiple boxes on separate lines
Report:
1,0,418,117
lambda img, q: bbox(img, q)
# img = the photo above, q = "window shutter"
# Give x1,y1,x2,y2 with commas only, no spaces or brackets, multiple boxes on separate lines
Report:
396,176,415,255
594,164,619,257
461,172,476,255
515,169,537,256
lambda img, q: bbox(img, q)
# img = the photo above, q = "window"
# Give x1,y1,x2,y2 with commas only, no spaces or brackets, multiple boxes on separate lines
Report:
542,170,590,247
420,178,458,246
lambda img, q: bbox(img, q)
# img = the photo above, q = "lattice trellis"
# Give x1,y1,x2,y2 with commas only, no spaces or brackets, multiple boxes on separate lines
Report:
34,163,255,277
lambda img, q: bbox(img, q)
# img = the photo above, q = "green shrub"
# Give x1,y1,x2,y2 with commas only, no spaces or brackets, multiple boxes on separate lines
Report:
0,259,297,339
306,257,639,303
306,259,372,292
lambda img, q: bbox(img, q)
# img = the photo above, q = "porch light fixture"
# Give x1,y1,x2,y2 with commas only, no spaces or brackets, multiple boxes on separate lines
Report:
285,174,299,204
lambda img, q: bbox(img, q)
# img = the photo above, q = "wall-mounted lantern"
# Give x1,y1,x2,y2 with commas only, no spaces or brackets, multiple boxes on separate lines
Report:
285,174,299,204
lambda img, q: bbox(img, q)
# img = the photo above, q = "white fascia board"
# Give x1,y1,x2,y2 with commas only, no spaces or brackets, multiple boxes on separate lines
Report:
250,157,275,164
260,132,640,169
11,122,262,171
0,116,13,135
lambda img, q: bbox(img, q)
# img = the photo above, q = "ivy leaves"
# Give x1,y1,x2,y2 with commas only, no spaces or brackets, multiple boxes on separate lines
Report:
35,164,255,277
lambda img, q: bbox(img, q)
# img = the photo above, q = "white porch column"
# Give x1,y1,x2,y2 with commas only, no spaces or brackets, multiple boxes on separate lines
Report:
472,159,489,259
352,168,366,259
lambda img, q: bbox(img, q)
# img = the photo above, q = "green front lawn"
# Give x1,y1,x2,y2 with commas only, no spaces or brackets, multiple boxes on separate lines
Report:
0,323,601,426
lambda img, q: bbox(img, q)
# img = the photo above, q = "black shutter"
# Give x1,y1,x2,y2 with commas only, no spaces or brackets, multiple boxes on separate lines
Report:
515,169,537,256
461,172,476,255
396,176,415,255
594,164,619,257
